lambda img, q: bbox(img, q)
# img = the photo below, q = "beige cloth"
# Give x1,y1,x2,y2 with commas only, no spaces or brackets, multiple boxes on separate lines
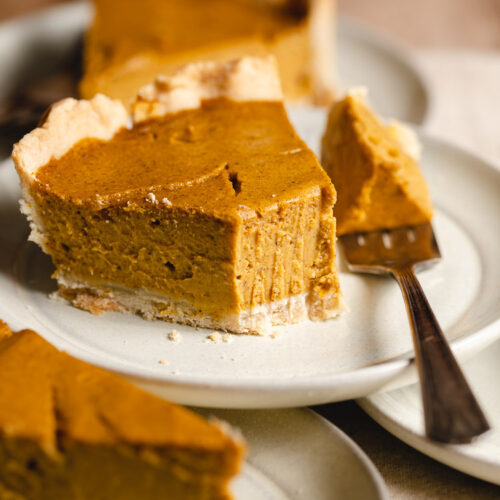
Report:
421,51,500,165
319,50,500,499
317,401,500,499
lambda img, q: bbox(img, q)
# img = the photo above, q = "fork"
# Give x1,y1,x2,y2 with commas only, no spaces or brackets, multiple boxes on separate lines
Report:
341,223,489,443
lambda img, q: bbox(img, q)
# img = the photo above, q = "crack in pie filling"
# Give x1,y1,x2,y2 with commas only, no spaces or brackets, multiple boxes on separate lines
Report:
13,56,345,335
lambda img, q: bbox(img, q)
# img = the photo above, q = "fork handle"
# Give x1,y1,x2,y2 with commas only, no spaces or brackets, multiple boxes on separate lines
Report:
393,267,489,443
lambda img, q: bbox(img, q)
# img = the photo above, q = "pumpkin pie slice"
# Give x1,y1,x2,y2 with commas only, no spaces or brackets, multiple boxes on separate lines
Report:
0,320,245,500
80,0,336,107
13,57,344,335
321,90,433,235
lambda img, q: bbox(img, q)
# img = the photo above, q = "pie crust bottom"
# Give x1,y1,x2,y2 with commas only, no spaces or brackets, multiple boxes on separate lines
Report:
55,273,345,335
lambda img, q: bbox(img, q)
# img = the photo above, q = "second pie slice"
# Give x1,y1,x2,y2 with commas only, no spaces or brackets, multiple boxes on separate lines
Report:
13,57,344,335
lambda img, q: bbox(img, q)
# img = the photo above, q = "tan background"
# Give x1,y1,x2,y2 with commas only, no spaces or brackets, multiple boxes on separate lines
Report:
1,1,500,498
2,0,500,50
339,0,500,49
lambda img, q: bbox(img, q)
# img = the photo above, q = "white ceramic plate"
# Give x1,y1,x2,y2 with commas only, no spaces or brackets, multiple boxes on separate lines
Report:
0,1,430,125
203,408,388,500
358,338,500,486
1,114,500,407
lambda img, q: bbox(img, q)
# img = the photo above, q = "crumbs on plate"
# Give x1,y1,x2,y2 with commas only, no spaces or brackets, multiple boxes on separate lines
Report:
168,329,181,342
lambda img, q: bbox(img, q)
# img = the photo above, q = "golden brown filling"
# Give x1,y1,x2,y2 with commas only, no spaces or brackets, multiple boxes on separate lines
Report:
32,192,240,317
80,0,317,106
36,99,333,212
33,99,337,317
236,195,337,309
321,95,433,234
0,328,243,500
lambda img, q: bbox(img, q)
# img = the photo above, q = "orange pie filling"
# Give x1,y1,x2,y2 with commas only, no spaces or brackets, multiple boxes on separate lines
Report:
0,320,245,500
321,90,433,235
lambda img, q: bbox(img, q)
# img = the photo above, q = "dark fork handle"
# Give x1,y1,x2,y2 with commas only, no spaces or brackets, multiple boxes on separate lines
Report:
393,267,489,443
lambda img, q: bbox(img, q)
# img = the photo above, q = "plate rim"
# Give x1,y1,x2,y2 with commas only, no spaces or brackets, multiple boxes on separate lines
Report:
309,409,389,500
358,298,500,487
206,407,389,500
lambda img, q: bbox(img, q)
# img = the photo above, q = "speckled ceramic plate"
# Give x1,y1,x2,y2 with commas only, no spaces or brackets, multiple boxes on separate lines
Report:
204,408,388,499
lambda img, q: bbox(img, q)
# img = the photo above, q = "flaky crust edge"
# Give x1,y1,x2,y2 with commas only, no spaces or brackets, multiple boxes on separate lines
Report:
54,272,346,335
12,94,128,183
11,94,128,253
132,56,283,122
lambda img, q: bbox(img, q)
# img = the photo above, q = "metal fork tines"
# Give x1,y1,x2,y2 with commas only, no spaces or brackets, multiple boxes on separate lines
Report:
341,223,490,444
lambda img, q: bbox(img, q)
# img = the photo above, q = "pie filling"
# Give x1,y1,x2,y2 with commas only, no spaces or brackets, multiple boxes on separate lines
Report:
321,92,433,235
0,324,245,499
20,99,343,333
